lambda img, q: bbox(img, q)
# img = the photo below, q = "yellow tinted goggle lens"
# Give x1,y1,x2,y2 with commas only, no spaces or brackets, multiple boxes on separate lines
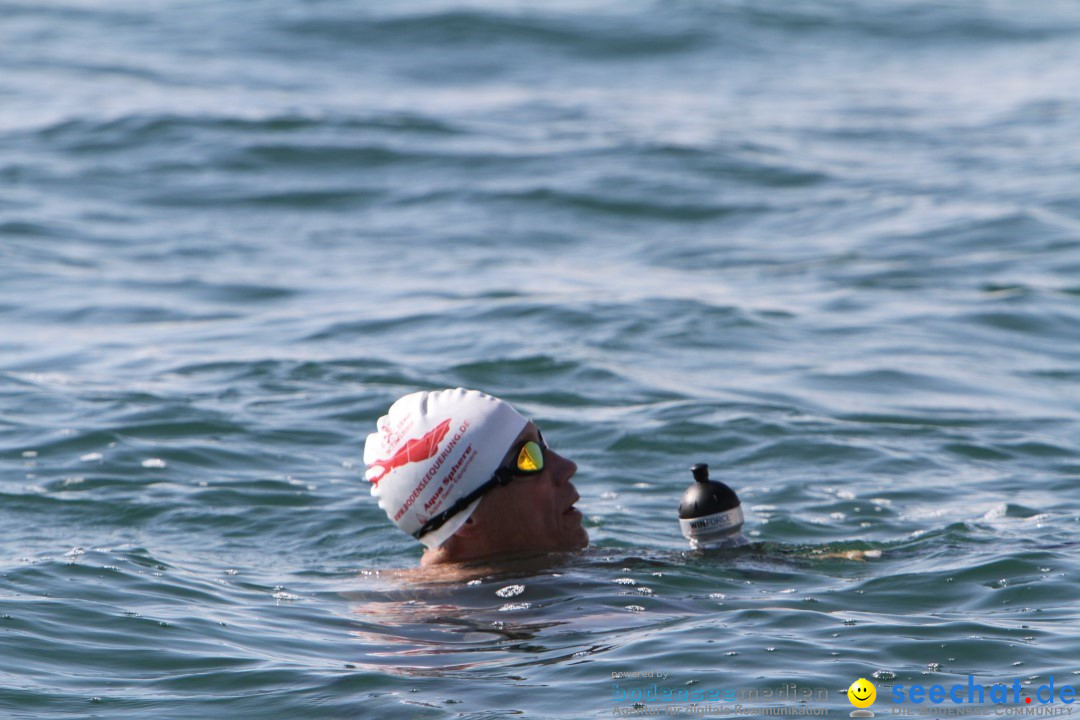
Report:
516,441,544,472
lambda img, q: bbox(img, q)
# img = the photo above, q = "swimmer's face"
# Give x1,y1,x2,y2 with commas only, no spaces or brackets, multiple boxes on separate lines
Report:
468,422,587,556
848,679,876,709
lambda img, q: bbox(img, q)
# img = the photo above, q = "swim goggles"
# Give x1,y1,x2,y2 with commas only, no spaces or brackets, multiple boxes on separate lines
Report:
412,433,546,540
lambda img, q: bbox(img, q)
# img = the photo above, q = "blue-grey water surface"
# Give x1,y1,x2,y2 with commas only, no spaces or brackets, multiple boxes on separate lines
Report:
2,1,1079,718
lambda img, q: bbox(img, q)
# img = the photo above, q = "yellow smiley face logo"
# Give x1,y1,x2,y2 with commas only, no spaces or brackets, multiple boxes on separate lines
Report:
848,678,877,708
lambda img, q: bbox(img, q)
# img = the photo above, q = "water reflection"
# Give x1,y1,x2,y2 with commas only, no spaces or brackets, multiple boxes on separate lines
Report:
341,543,889,677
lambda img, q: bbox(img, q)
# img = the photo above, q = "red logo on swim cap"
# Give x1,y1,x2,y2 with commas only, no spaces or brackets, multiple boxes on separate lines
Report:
368,418,452,484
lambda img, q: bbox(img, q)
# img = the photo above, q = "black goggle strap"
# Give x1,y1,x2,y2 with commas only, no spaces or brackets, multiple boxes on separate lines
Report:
412,438,546,540
412,475,500,540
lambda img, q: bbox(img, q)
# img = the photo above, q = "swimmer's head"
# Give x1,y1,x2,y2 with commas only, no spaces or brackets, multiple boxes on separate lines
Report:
364,388,587,563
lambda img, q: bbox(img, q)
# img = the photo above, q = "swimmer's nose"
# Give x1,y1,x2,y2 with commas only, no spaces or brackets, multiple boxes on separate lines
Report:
548,450,577,487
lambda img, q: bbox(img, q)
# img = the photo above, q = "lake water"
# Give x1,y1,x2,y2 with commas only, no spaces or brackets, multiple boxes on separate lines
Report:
2,1,1079,718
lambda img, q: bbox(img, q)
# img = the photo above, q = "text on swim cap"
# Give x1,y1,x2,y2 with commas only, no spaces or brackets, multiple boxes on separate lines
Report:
393,421,471,522
422,445,477,512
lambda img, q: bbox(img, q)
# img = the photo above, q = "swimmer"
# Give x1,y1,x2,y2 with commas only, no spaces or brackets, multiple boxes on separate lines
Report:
363,388,879,580
364,388,588,568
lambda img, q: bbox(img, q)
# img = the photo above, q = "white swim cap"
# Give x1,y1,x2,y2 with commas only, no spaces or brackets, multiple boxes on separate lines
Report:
363,388,528,549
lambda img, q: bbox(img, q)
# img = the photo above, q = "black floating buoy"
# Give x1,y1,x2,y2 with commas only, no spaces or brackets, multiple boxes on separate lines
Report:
678,463,747,549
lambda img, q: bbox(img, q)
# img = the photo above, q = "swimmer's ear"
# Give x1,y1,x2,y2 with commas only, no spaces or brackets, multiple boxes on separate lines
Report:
453,514,481,537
